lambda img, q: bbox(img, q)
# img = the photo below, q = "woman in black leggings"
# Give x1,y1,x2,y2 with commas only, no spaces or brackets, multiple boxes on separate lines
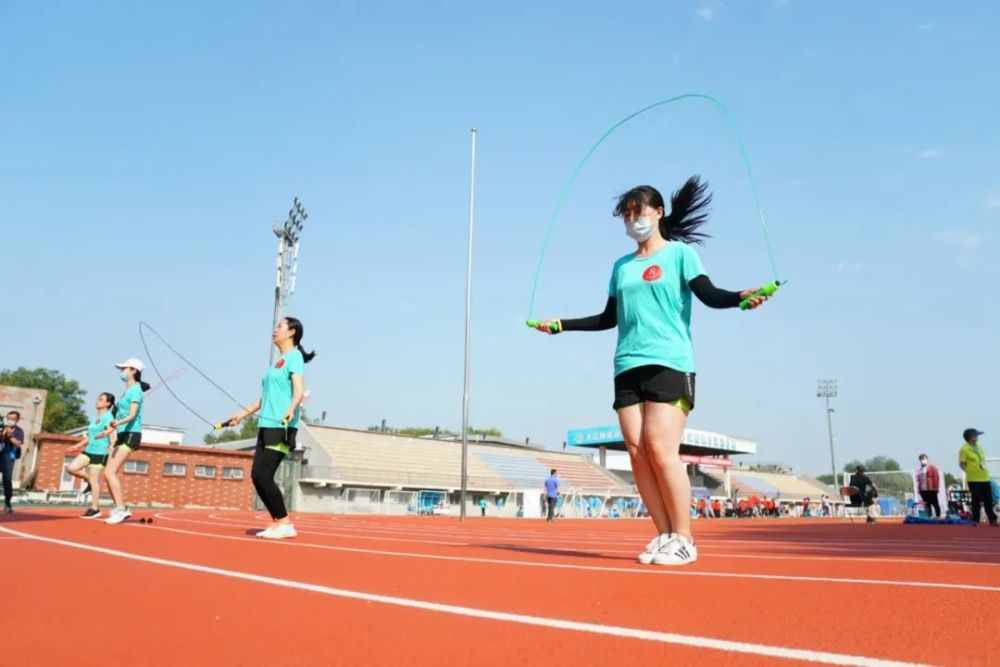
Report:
225,317,315,539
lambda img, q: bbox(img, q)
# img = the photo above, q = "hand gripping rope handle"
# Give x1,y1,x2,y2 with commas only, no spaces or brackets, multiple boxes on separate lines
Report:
525,93,783,329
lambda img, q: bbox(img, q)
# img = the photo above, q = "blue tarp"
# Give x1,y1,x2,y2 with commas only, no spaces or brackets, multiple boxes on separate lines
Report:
903,515,977,526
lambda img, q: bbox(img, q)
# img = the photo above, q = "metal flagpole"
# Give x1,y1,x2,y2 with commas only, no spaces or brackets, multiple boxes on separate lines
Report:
460,128,477,521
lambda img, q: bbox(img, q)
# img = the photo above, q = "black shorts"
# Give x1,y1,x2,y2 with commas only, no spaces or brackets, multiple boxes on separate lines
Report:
82,452,109,467
256,427,298,450
114,432,142,451
613,365,696,411
850,493,876,508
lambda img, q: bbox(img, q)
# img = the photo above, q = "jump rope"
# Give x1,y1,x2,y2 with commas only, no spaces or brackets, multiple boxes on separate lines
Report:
525,93,783,333
142,94,780,419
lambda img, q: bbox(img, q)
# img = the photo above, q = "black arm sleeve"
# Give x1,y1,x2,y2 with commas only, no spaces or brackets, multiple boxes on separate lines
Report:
559,297,617,332
689,275,743,309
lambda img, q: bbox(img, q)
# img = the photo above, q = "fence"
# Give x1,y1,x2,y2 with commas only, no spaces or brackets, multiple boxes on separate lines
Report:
556,486,642,519
840,470,915,516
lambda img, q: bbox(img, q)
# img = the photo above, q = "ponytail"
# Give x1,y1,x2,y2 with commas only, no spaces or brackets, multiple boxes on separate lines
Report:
285,316,316,364
297,343,316,364
134,370,152,393
659,176,711,245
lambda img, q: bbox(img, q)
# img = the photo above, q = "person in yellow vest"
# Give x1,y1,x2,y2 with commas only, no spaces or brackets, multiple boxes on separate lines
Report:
958,428,997,526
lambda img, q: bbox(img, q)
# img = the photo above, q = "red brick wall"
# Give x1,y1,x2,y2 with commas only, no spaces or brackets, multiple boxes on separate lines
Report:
33,433,256,510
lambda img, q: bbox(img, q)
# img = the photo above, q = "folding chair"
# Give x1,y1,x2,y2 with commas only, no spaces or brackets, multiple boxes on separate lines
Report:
840,485,865,523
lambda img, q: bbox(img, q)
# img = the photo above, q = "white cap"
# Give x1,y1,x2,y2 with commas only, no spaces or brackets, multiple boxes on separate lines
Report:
114,358,145,372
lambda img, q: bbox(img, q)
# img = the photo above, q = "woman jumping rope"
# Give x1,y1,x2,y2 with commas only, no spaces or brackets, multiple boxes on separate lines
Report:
535,177,768,565
102,358,150,525
224,317,315,540
65,392,116,519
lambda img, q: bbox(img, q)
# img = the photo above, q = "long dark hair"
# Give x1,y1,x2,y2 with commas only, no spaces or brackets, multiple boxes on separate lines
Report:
133,370,151,393
613,176,712,245
99,392,116,410
284,317,316,363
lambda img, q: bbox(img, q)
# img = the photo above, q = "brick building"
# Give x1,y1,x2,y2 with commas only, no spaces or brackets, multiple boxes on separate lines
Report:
32,433,255,510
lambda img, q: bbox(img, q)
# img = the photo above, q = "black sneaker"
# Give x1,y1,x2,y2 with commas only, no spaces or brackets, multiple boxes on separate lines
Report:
81,508,101,520
82,482,92,495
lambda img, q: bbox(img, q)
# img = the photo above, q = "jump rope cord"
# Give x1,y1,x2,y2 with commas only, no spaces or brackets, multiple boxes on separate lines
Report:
526,93,780,320
138,321,248,428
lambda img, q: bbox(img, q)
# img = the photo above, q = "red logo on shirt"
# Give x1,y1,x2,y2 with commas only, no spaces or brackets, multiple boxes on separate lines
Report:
274,359,285,369
642,265,662,281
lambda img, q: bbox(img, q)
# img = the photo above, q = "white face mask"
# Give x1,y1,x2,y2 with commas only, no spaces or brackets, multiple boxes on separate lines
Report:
625,216,656,242
920,460,928,467
2,419,14,427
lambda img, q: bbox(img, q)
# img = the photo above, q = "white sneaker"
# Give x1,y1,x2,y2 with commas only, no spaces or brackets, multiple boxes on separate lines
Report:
255,526,272,537
638,533,674,564
104,507,132,525
260,523,297,540
652,535,698,566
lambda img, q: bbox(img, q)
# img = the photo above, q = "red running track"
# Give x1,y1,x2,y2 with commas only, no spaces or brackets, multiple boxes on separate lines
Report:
3,509,999,666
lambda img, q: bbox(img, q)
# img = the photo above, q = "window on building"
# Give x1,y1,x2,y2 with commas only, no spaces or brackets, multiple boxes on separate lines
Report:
163,462,187,477
194,465,217,479
221,467,244,480
124,460,149,475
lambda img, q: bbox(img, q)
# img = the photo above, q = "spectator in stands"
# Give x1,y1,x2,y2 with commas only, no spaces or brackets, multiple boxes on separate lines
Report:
821,494,831,517
479,497,488,517
0,411,25,513
544,469,560,521
959,429,997,526
711,498,721,518
848,466,879,524
914,453,943,518
801,497,811,517
764,497,774,518
724,498,734,517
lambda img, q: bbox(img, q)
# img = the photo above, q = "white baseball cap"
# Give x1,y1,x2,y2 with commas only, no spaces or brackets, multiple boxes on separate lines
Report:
114,358,145,372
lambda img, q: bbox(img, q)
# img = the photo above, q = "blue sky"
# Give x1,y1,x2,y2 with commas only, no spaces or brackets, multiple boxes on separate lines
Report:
2,1,997,478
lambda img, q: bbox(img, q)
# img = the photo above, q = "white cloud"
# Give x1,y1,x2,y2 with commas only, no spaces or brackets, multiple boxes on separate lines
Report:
917,22,935,31
918,148,942,159
837,261,863,271
697,7,714,21
937,230,981,251
986,197,1000,209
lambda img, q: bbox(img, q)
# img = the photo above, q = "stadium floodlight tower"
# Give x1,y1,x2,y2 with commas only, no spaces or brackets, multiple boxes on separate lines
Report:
817,379,838,493
270,197,307,364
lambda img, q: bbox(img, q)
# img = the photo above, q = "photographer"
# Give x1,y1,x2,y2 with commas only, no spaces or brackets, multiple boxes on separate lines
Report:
0,411,25,513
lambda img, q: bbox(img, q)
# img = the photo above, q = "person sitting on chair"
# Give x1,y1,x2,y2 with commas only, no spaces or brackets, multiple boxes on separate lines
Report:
848,465,879,524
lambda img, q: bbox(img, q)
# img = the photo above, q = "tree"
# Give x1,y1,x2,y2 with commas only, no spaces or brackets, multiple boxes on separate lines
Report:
0,367,87,432
204,417,258,444
469,427,503,438
815,474,835,485
843,456,901,473
944,472,959,487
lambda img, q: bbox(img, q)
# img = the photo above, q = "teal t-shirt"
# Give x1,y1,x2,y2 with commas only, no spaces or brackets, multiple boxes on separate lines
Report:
115,384,144,434
608,242,706,376
85,412,114,456
259,349,305,428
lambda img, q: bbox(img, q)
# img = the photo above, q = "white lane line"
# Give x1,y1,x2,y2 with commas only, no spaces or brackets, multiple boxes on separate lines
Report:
260,516,1000,555
194,513,1000,566
143,515,1000,593
0,524,931,667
